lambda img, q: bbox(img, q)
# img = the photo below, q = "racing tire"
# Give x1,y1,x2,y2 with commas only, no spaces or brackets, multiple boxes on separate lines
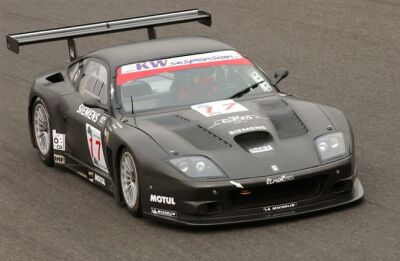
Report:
32,97,54,166
118,148,142,217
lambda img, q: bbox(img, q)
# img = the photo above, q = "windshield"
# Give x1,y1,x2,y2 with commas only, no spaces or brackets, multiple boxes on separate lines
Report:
116,50,274,114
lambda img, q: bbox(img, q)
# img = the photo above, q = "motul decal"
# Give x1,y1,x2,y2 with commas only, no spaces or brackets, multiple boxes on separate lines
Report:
150,194,175,205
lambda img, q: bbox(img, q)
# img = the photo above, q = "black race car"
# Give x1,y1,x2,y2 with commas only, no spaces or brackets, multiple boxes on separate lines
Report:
6,9,363,226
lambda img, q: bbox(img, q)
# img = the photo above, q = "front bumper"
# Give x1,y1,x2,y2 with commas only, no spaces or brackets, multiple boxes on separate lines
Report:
142,156,364,226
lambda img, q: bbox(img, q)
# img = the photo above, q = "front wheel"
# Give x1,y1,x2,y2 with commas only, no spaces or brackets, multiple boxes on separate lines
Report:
32,97,53,166
119,149,142,217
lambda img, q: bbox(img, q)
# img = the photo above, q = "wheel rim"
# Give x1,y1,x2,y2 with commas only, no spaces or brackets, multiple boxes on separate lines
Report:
33,103,51,156
120,151,138,208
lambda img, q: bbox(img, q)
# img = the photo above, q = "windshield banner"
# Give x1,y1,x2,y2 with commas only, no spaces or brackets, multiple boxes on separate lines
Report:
116,50,251,86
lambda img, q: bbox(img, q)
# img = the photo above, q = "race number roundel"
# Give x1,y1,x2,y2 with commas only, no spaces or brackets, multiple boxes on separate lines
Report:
191,99,248,117
86,123,108,173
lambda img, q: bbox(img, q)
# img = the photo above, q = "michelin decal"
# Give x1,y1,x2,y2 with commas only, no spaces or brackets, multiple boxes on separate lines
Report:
151,208,177,218
263,202,297,212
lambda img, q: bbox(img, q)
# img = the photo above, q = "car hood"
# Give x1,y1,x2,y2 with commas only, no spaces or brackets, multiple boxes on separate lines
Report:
133,95,334,179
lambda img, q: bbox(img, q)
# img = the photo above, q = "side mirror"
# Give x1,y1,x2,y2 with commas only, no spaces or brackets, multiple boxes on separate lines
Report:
272,68,289,85
83,97,108,111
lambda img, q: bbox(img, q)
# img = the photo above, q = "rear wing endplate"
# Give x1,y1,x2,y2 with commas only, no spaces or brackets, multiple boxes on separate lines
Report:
6,9,211,61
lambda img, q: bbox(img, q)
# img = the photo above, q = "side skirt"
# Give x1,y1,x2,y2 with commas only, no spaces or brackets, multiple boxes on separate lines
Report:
54,152,114,193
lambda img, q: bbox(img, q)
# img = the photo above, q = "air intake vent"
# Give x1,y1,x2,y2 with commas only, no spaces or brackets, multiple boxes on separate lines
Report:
176,125,232,150
234,131,273,153
46,73,64,83
268,109,308,139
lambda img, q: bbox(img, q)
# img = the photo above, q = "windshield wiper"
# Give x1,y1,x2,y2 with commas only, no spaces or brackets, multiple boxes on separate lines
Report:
230,80,265,99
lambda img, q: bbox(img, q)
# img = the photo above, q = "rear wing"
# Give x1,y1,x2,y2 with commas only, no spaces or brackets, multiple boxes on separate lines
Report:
6,9,211,61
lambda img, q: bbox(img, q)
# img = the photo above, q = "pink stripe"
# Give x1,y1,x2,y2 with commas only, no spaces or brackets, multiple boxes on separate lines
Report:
116,58,251,86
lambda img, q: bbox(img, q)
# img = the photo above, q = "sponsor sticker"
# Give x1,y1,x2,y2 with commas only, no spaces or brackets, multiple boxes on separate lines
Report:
249,145,274,154
150,194,176,205
208,114,268,129
52,130,65,151
86,123,108,173
192,99,248,117
263,202,297,212
271,165,279,172
117,50,250,85
266,174,294,185
94,173,106,186
54,154,65,164
228,125,267,135
98,115,109,127
151,208,177,218
77,104,100,123
87,171,95,180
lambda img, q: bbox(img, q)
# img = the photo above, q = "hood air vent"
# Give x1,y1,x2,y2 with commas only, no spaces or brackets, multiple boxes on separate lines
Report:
176,125,232,150
258,100,308,139
268,109,308,139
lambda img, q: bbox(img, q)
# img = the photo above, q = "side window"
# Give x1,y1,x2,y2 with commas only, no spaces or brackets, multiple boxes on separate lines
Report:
68,61,83,87
78,60,109,105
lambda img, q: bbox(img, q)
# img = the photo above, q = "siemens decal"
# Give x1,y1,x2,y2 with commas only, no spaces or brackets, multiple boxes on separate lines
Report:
77,104,100,123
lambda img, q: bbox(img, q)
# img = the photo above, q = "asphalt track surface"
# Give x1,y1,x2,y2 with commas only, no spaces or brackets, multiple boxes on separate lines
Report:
1,0,399,260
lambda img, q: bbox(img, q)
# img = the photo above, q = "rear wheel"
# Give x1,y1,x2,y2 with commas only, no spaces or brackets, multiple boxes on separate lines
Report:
32,98,53,165
119,149,142,216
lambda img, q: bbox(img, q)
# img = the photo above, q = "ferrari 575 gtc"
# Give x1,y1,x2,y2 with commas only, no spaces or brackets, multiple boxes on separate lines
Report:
6,9,363,225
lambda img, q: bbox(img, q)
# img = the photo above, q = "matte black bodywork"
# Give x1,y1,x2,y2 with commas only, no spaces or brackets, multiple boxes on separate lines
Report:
20,35,363,225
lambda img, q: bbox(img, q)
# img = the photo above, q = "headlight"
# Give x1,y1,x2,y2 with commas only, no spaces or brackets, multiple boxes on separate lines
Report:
314,132,348,162
169,156,226,178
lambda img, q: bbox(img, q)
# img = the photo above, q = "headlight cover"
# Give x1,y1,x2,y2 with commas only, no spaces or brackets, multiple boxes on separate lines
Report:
315,132,348,162
169,156,226,178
